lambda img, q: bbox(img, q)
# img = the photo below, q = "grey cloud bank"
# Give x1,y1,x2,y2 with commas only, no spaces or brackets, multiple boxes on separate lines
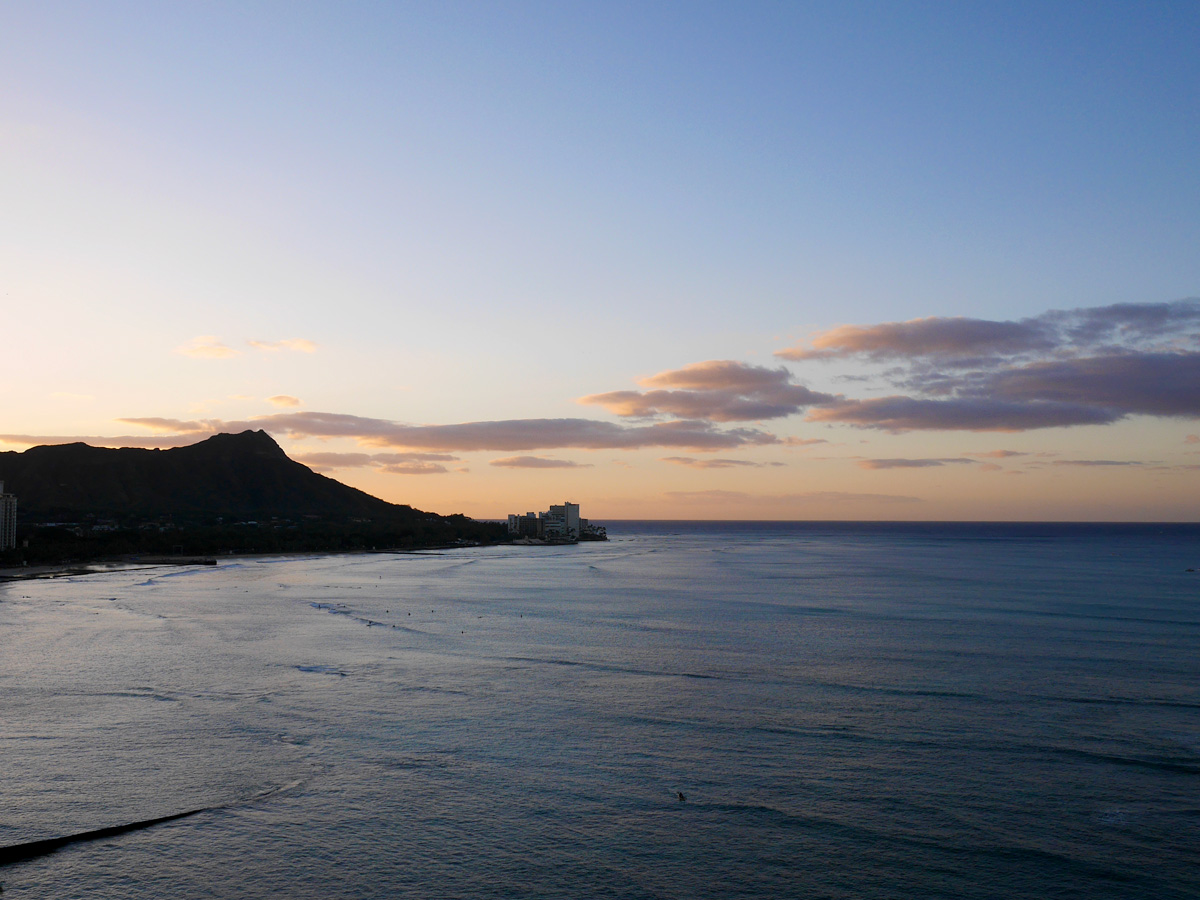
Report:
779,300,1200,363
786,299,1200,432
808,397,1121,432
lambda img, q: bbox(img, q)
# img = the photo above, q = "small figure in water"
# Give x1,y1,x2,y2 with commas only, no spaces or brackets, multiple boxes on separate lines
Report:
677,792,686,802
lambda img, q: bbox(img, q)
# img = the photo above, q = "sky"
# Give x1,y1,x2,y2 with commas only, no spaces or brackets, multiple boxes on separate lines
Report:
2,1,1198,521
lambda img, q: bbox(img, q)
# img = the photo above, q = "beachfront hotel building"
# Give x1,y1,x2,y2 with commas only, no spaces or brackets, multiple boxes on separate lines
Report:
507,501,604,542
0,481,17,550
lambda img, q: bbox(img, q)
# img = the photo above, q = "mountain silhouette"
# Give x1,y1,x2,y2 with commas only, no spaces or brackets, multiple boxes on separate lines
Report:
0,430,442,524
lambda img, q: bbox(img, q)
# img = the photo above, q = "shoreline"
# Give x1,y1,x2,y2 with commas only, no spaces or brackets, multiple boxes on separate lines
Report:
0,541,510,583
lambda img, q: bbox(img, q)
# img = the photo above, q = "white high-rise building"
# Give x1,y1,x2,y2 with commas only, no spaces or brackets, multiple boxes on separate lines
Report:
507,501,597,542
546,502,580,540
0,481,16,551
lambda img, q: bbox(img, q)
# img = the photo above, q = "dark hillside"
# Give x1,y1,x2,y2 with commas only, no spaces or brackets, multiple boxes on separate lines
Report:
0,431,504,561
0,430,413,522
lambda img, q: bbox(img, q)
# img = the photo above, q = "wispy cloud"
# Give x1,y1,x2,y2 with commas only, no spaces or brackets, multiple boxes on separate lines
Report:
292,451,458,469
1050,459,1145,467
173,337,316,360
489,456,593,469
267,395,301,407
580,360,832,422
176,336,238,359
117,417,223,434
966,449,1029,459
664,489,921,505
248,339,318,353
291,450,458,476
379,462,450,475
660,456,781,469
857,457,974,469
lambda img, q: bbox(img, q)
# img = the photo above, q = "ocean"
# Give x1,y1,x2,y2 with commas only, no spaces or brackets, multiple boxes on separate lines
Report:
1,521,1197,898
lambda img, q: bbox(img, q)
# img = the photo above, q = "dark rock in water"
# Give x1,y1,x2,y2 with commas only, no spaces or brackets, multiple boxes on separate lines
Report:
0,807,211,867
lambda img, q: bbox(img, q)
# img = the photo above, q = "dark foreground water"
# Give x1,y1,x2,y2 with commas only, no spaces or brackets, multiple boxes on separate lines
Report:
1,522,1197,898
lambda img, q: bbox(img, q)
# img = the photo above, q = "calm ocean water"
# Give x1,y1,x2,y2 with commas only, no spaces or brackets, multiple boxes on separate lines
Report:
1,522,1197,899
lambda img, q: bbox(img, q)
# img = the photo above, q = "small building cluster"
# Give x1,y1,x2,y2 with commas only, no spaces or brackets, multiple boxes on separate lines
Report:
0,481,17,551
507,501,606,542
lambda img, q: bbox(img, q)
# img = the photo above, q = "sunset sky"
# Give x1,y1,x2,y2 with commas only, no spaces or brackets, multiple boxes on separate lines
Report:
2,2,1198,520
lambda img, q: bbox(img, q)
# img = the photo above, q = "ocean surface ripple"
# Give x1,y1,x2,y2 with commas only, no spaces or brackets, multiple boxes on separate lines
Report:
1,521,1197,898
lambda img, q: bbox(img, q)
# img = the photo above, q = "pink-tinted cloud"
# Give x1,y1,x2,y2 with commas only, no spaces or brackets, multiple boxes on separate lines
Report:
175,336,238,359
489,456,593,469
268,395,301,407
857,457,974,469
116,417,222,434
779,317,1051,361
1185,434,1200,444
580,360,832,422
979,463,1003,473
641,360,798,391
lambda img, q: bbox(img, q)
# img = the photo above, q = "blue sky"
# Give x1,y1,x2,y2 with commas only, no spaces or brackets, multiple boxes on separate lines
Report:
2,2,1198,519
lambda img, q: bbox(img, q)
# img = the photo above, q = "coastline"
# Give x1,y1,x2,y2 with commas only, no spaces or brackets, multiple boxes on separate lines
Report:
0,542,507,583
